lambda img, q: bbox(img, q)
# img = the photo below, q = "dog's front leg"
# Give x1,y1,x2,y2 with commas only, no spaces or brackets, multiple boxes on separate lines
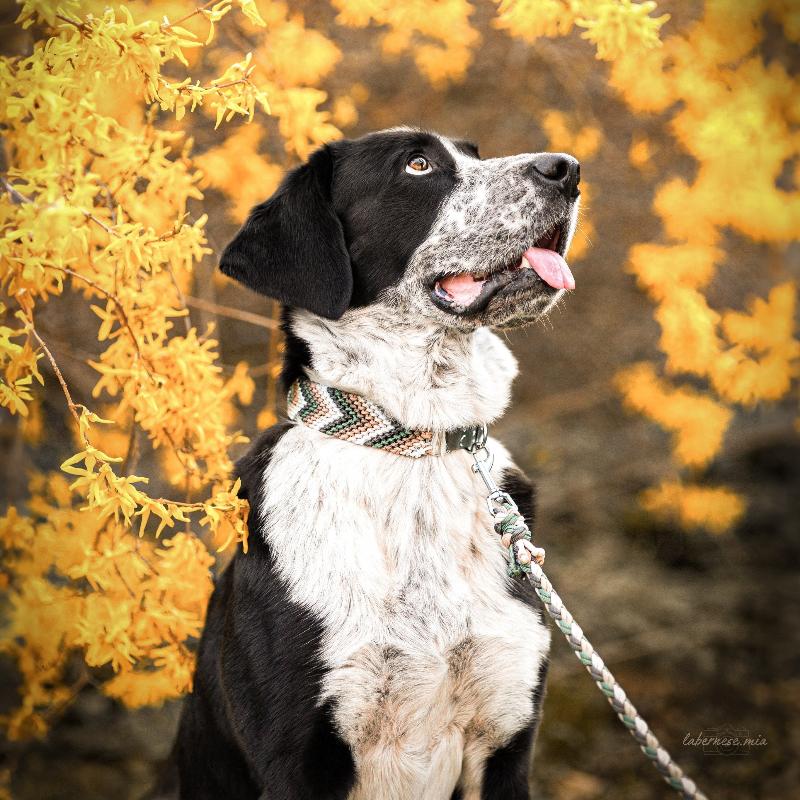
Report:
244,699,356,800
217,551,357,800
176,552,356,800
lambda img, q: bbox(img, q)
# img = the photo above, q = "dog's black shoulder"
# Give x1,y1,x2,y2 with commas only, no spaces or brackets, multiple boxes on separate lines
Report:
234,420,293,503
234,421,294,561
498,466,537,528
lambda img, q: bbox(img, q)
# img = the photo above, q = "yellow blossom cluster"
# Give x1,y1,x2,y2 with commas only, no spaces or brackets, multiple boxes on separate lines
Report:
0,474,215,738
327,0,668,87
0,0,343,741
640,481,747,536
331,0,479,86
611,2,799,531
494,0,669,60
615,362,733,469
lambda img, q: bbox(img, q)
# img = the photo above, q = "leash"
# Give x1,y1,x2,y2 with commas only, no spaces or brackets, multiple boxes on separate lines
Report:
463,429,709,800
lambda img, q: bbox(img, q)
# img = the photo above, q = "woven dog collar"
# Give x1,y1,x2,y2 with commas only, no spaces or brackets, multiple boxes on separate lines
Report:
286,377,487,458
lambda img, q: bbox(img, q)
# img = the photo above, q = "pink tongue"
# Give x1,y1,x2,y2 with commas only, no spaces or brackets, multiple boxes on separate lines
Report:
523,247,575,290
439,273,485,307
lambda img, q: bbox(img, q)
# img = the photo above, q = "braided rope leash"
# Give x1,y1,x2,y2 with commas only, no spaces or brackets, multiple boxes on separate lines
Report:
468,442,709,800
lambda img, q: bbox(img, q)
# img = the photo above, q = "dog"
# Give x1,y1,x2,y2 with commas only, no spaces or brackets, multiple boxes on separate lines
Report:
171,127,580,799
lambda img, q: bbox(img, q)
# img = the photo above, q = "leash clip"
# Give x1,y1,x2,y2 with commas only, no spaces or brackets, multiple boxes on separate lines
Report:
470,445,496,494
468,439,546,572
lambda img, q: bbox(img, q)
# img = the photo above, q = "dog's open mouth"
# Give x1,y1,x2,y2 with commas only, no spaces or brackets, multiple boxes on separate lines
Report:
430,221,574,315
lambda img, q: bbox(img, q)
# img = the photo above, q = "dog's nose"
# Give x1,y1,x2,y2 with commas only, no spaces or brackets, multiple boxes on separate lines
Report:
528,153,580,199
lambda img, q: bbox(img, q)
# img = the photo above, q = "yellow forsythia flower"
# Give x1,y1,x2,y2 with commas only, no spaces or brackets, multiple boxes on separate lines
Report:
616,362,733,468
641,481,746,535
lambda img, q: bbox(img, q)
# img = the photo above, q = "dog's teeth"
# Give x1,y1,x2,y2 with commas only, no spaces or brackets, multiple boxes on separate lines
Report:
434,282,453,300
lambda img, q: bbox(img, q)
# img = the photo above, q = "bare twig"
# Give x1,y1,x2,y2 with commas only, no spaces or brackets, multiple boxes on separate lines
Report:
113,562,137,598
210,78,250,91
54,266,144,358
82,209,118,237
1,176,29,205
121,414,140,474
247,362,273,378
96,182,117,213
41,668,92,725
183,295,280,330
165,263,192,334
26,325,83,435
185,472,193,533
55,13,92,35
162,0,218,30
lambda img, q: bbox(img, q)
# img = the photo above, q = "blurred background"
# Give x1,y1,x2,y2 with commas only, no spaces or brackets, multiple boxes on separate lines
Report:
1,0,798,798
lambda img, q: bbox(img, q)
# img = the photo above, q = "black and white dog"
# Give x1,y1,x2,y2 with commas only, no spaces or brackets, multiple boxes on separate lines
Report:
173,127,580,799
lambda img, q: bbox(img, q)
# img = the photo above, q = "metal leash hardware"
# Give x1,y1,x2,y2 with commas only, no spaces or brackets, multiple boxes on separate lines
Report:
461,430,709,800
465,426,545,576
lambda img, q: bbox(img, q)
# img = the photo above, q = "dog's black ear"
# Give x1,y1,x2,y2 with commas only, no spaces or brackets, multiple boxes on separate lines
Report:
219,145,352,320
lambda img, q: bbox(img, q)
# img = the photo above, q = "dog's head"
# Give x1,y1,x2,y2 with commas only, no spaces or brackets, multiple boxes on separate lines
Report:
221,127,580,330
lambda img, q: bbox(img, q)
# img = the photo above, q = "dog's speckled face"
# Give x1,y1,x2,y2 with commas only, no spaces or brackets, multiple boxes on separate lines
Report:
220,127,581,331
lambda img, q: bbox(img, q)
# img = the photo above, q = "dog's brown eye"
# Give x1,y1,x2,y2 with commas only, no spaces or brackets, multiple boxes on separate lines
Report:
405,155,431,175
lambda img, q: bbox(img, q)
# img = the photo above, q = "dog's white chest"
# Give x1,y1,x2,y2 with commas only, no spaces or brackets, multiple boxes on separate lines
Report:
263,427,549,799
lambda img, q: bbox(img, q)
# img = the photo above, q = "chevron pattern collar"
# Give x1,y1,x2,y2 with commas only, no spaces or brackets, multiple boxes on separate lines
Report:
286,377,488,458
